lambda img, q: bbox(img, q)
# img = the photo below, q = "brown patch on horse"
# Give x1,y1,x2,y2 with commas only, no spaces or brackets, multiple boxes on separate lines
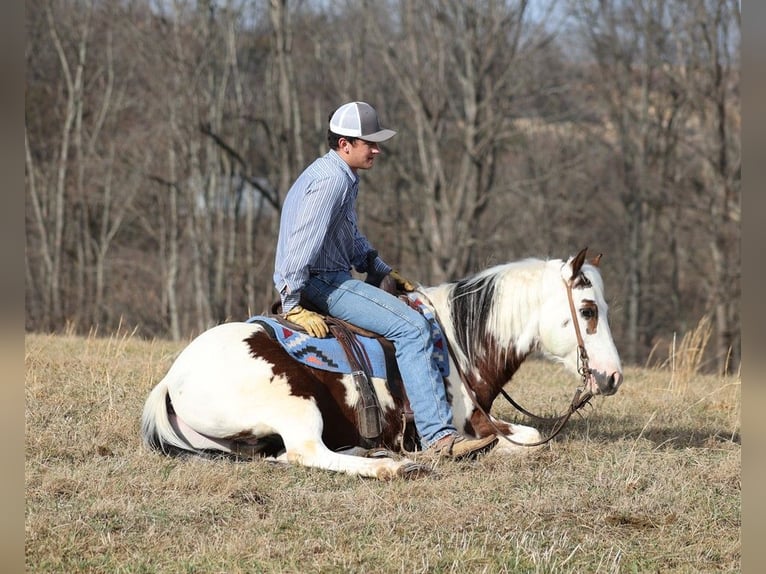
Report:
474,338,526,403
582,299,598,334
244,331,409,452
467,409,513,438
459,337,527,437
245,331,359,448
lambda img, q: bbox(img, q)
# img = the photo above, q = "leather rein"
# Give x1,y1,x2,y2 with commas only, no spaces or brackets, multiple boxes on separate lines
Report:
423,275,594,448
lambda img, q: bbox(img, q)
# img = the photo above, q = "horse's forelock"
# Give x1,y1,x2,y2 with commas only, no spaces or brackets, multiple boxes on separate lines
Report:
578,263,607,308
583,263,605,292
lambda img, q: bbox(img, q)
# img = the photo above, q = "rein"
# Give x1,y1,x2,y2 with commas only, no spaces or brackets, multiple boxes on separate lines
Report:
418,276,594,448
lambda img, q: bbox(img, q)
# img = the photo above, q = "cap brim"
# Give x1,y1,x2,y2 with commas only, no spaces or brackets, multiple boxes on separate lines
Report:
360,129,397,143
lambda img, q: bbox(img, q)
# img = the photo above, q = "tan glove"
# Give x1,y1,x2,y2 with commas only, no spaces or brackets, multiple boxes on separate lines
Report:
389,270,416,292
284,305,329,338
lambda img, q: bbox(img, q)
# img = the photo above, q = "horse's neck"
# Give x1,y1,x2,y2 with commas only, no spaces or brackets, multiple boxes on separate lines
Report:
420,272,540,394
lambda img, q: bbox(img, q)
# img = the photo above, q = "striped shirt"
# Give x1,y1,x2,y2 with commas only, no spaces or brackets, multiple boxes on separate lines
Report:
273,150,392,311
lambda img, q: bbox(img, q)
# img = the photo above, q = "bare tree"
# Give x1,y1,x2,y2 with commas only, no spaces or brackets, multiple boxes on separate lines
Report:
23,0,739,372
569,0,739,368
157,0,254,332
27,0,150,331
365,0,559,283
672,0,741,372
269,0,304,197
571,0,683,363
26,0,94,329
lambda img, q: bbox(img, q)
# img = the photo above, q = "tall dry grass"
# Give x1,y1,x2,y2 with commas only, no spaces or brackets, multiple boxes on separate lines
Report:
647,314,738,394
25,329,740,573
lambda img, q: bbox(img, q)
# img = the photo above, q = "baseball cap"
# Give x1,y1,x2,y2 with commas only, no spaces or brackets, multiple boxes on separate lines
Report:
329,101,397,143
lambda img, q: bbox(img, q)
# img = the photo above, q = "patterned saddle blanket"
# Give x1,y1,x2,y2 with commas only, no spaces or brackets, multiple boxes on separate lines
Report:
246,294,449,379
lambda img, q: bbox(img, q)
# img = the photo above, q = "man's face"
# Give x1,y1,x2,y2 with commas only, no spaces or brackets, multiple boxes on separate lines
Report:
338,138,381,172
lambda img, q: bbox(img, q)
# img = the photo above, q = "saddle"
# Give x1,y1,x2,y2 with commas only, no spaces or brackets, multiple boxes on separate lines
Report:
258,309,406,447
251,279,448,448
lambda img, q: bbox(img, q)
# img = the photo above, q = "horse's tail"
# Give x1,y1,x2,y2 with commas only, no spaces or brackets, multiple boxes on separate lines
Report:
140,377,195,455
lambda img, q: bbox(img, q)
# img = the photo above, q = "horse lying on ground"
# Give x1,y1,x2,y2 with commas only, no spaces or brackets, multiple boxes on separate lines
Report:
141,248,623,479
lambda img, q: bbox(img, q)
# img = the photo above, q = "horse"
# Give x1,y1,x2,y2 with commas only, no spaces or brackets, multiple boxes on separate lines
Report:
141,248,623,480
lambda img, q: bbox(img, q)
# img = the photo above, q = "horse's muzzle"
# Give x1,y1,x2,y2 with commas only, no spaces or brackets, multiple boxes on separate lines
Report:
601,371,623,395
589,370,623,396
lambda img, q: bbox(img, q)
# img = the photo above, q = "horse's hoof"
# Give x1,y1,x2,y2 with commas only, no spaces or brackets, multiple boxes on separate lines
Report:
366,448,398,459
398,461,431,479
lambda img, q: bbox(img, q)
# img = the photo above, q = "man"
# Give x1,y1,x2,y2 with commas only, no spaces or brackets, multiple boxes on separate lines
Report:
273,101,498,459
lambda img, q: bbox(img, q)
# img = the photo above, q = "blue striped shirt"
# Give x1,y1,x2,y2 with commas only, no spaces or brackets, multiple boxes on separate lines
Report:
273,150,392,311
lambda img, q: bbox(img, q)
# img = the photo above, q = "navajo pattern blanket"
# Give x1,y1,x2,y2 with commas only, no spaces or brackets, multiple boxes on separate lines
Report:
246,294,449,378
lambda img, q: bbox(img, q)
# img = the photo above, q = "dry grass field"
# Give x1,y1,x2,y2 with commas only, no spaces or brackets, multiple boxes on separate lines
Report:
25,328,740,573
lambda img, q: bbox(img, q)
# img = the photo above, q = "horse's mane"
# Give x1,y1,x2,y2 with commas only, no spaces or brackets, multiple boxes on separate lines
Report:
446,258,551,371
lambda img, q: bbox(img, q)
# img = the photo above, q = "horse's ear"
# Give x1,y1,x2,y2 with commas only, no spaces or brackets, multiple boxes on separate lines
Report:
589,253,602,267
569,248,588,280
562,248,588,283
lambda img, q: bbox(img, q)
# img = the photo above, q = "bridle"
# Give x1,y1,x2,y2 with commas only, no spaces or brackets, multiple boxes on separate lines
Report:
427,274,595,448
490,276,595,446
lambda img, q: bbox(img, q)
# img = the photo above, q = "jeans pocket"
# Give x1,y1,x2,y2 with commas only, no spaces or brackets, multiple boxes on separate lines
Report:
304,273,347,314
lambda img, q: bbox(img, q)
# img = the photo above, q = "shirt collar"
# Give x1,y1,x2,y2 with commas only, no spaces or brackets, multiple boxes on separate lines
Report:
327,149,359,186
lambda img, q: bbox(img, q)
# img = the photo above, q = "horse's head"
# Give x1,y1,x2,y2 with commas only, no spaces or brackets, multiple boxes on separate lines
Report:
538,249,623,396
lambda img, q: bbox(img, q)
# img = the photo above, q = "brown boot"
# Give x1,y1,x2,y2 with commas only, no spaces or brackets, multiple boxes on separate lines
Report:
425,433,498,460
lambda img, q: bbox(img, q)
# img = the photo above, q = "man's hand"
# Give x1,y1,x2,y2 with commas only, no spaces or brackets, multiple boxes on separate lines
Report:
284,305,329,338
389,270,416,292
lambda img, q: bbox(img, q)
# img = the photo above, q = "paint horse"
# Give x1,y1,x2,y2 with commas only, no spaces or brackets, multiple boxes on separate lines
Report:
141,249,623,479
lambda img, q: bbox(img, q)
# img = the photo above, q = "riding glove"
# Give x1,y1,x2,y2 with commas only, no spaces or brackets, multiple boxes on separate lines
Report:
389,270,416,292
284,305,329,338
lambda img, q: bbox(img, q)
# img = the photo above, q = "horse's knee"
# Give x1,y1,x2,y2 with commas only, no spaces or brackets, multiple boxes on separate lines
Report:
493,425,543,454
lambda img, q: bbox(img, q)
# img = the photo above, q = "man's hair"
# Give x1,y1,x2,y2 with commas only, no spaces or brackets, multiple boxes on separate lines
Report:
327,129,357,150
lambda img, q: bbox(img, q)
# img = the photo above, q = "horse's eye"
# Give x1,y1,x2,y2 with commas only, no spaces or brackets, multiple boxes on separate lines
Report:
581,307,596,320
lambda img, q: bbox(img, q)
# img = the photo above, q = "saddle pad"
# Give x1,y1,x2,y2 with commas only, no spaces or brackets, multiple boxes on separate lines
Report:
247,316,389,378
405,293,450,376
247,296,449,378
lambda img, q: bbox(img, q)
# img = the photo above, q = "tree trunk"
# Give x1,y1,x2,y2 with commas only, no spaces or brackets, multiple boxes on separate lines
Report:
44,0,94,327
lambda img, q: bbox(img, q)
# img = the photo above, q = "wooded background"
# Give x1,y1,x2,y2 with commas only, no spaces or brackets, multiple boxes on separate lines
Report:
25,0,740,372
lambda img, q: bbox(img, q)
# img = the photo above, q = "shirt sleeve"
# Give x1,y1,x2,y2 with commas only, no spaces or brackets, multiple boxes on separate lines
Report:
370,254,392,276
350,216,392,275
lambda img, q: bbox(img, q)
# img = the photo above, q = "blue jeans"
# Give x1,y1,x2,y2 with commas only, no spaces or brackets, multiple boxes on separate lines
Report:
303,271,457,448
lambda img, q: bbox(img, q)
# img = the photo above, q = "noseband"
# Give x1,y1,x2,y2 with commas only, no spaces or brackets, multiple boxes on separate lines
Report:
565,275,593,387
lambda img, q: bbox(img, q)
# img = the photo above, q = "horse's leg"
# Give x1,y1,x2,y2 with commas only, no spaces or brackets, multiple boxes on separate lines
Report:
494,422,543,453
273,399,427,480
170,382,426,478
172,389,426,478
336,446,401,459
468,412,543,453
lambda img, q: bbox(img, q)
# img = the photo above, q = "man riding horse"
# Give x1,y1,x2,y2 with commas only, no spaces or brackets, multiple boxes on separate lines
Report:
272,101,498,460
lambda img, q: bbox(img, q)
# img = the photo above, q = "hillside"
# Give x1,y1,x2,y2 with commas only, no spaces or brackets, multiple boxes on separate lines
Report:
25,331,740,572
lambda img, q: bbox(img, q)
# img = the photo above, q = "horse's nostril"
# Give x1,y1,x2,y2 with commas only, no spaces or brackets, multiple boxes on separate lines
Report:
608,372,623,389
